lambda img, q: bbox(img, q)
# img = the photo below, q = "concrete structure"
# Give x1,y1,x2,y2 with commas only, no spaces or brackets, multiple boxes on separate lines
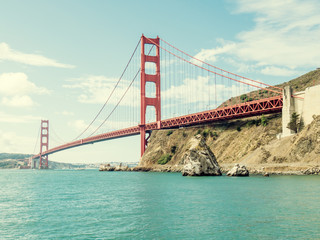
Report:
301,85,320,125
281,85,320,137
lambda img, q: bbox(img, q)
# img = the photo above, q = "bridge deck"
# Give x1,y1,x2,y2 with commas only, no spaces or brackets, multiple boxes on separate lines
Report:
33,95,282,158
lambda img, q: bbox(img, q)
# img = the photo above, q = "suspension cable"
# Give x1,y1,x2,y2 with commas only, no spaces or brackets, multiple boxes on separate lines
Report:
73,39,141,140
51,124,66,144
160,38,282,91
146,37,282,95
33,125,41,154
88,69,140,136
88,45,156,136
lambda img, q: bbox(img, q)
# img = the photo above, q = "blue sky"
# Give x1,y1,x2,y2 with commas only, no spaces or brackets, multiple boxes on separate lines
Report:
1,0,319,163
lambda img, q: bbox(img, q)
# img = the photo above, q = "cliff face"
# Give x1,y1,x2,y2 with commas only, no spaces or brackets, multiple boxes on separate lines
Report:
139,114,320,174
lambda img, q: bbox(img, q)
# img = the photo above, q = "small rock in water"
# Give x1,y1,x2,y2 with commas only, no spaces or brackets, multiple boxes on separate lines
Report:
100,162,131,172
263,172,270,177
227,164,249,177
99,164,115,171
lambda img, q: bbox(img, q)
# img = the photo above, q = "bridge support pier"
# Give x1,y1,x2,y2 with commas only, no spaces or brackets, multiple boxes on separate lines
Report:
39,120,49,169
282,86,296,137
139,125,147,156
140,35,161,157
28,157,34,169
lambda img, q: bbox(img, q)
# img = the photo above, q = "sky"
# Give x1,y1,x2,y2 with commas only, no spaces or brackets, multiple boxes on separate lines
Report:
1,0,320,164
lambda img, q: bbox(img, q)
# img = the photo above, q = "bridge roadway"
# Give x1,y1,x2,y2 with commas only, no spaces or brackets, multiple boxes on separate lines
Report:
33,95,283,159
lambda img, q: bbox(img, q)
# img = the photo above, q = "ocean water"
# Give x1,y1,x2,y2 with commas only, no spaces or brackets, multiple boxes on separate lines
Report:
0,170,319,239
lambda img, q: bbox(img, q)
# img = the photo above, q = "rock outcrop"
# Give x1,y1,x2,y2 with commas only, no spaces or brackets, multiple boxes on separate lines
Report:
99,163,131,171
99,164,115,171
302,166,320,175
181,135,221,176
227,164,249,176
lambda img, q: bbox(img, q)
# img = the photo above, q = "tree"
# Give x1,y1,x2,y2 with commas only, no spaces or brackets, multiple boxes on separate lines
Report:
287,112,300,133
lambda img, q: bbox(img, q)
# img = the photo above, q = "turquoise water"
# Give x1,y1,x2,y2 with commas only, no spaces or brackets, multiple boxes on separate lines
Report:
0,170,319,239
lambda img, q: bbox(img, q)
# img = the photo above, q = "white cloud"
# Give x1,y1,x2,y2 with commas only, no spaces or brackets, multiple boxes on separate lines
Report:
234,0,320,68
55,111,74,116
0,72,48,96
162,75,255,117
2,95,34,107
0,42,75,68
63,75,140,107
192,0,320,77
0,130,34,153
261,66,300,77
0,111,41,123
145,62,156,74
0,72,49,107
70,120,88,132
193,43,236,63
160,58,178,67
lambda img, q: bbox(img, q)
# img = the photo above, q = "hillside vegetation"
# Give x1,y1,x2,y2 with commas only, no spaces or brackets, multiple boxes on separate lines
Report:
0,153,32,160
0,153,32,168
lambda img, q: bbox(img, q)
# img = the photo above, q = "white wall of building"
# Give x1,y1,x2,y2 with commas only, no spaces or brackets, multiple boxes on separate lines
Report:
281,85,320,138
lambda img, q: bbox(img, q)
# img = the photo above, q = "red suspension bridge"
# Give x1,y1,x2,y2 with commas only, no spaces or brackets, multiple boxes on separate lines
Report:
31,35,286,169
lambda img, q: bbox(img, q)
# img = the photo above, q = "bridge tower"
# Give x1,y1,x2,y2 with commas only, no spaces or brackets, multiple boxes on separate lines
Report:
39,120,49,169
140,35,161,157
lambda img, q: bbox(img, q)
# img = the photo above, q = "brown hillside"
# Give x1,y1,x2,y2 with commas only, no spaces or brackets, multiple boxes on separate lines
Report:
140,114,320,174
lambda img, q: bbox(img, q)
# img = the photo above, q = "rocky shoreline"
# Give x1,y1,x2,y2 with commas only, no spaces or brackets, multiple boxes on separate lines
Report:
100,114,320,177
99,164,320,176
100,133,320,177
113,113,320,177
99,158,320,176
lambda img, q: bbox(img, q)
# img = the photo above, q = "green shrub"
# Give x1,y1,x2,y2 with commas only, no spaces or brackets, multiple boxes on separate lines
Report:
158,154,172,165
171,146,177,154
210,131,218,140
237,126,241,132
210,131,218,138
202,129,210,138
287,112,300,133
261,115,268,126
182,132,187,138
167,130,173,136
246,120,256,127
195,129,202,135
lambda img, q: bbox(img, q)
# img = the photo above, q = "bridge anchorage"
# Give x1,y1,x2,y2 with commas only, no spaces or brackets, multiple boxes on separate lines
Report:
30,34,300,169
